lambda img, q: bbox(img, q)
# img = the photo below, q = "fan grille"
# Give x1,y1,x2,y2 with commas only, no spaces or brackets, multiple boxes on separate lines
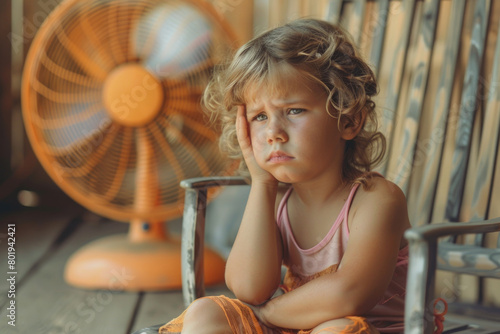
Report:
23,0,237,221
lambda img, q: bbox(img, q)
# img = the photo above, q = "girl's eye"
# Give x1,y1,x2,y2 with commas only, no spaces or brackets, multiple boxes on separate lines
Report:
253,113,267,121
289,108,305,115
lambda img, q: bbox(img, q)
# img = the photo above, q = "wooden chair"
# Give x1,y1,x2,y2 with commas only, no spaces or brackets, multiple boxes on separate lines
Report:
134,1,500,333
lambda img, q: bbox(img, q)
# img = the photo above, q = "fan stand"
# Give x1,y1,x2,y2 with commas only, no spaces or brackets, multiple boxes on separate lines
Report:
64,63,226,291
64,219,226,291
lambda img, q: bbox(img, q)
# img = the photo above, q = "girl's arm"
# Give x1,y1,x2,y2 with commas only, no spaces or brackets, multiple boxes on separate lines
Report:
258,179,410,329
224,106,283,305
225,182,283,305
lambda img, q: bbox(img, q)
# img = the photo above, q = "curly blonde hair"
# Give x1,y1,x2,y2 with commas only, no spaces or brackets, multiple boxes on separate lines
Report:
202,18,386,187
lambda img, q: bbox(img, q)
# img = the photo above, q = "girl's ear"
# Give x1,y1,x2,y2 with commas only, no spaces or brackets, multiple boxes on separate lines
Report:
341,111,366,140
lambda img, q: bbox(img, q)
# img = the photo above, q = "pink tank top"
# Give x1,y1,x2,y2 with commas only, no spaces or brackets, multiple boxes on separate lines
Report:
276,180,407,333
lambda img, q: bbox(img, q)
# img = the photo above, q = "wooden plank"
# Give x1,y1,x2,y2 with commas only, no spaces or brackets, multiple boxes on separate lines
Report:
368,0,389,74
437,242,500,278
445,314,500,333
384,0,421,182
391,0,440,194
411,0,466,226
0,206,84,305
344,0,366,46
285,0,303,21
324,0,343,24
0,218,139,334
445,0,491,222
253,0,270,35
269,0,287,27
132,291,185,331
458,0,499,224
375,0,416,175
431,0,477,224
468,18,500,221
306,0,331,19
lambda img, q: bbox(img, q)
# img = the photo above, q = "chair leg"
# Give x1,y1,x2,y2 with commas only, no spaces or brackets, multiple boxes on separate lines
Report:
181,188,208,307
405,234,438,334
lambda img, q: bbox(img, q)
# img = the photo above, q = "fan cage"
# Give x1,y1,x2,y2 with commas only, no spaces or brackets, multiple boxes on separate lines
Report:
22,0,239,221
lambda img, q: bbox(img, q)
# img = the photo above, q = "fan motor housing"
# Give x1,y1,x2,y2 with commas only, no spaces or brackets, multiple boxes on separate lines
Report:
103,64,164,127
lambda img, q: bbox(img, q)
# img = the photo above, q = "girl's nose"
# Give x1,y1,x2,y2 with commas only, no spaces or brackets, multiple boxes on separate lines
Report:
266,119,288,144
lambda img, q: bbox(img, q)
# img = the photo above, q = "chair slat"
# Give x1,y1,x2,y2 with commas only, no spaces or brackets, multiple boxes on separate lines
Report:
324,0,343,24
445,0,491,222
411,0,466,226
392,0,440,194
376,0,416,174
470,22,500,221
412,0,466,226
368,0,389,75
345,0,367,46
437,242,500,279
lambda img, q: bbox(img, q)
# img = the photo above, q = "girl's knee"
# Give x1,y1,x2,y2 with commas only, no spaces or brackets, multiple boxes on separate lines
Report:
182,298,231,334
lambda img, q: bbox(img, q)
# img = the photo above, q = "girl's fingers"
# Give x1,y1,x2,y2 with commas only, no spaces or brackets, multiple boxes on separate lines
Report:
235,105,276,183
236,105,251,150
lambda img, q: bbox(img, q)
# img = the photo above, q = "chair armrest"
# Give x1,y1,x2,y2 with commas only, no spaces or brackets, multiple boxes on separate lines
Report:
180,176,249,307
404,218,500,241
404,217,500,334
180,176,249,190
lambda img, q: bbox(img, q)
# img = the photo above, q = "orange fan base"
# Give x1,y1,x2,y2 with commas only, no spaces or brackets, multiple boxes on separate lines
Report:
64,220,226,291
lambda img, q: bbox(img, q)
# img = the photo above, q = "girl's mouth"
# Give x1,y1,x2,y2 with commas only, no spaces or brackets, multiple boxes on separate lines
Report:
268,151,294,163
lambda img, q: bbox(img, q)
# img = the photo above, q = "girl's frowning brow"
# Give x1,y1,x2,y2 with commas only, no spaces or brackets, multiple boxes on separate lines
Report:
246,99,309,115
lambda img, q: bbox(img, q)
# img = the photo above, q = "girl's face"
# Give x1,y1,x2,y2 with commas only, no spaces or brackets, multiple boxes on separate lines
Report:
244,67,347,184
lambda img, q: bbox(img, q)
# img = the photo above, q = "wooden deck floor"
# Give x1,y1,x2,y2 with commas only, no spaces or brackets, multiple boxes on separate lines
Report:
0,203,233,334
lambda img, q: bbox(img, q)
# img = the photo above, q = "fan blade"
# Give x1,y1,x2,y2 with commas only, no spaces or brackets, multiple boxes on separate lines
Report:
53,24,109,81
76,5,119,69
163,120,211,177
107,1,128,65
32,78,101,104
40,51,101,88
158,111,216,142
150,122,186,183
32,103,104,130
161,79,205,118
130,0,172,61
133,3,213,78
41,117,116,158
58,124,119,178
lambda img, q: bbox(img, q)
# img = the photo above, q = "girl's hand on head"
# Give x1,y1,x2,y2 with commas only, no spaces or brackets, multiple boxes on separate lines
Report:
236,105,277,187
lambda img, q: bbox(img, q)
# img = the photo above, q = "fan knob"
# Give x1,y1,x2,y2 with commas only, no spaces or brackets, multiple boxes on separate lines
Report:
103,64,163,127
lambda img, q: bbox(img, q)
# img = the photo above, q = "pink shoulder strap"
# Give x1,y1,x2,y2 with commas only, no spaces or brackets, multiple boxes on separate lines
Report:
276,187,293,228
342,172,385,236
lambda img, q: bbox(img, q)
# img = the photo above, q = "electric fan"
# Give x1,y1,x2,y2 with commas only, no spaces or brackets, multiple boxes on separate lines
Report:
21,0,238,290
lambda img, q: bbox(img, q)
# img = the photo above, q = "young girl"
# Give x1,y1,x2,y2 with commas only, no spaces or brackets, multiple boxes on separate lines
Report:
160,18,410,334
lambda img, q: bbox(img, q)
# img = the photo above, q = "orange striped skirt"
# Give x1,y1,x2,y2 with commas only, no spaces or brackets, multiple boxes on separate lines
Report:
159,295,376,334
